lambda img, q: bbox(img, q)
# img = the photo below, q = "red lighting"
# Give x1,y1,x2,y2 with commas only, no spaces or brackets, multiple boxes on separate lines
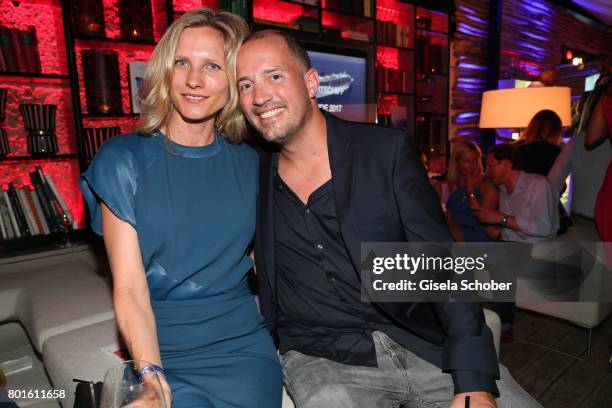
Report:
322,11,373,39
377,46,399,70
174,0,217,12
83,116,140,135
376,0,413,26
253,0,315,25
377,94,398,115
1,80,77,156
0,0,68,74
565,49,573,60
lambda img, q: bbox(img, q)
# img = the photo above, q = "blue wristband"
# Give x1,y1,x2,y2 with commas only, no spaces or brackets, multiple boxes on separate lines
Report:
138,364,165,381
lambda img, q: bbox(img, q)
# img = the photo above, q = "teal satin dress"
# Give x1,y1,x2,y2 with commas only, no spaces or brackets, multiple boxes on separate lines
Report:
80,131,282,407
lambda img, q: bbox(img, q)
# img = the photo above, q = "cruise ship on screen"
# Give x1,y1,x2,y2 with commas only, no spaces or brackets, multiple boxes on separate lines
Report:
317,71,355,98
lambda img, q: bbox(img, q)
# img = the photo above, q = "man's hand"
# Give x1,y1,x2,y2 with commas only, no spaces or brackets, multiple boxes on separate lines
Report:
471,206,502,225
450,392,497,408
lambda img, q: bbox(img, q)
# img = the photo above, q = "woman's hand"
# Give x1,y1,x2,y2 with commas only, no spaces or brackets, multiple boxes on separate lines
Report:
124,374,172,408
159,375,172,408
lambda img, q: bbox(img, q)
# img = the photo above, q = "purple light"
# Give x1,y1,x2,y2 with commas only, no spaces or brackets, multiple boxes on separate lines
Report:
521,42,546,52
463,14,487,24
458,78,486,83
457,83,485,90
453,87,485,94
458,63,487,70
521,31,550,41
457,5,476,15
458,23,487,37
457,112,479,119
524,1,552,12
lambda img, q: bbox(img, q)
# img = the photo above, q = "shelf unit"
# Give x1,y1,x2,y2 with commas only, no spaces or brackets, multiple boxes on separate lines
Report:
1,0,451,254
0,0,169,255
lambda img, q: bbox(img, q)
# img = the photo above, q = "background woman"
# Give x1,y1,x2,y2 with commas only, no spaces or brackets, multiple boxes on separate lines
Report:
518,109,563,176
445,139,499,242
80,8,282,407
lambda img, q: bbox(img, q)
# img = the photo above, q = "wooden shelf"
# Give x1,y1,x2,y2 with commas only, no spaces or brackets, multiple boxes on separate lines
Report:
281,0,319,9
376,43,414,52
416,112,449,116
322,8,371,20
416,28,448,36
82,113,139,118
0,229,91,258
0,72,69,80
1,154,78,162
380,91,414,96
74,35,157,46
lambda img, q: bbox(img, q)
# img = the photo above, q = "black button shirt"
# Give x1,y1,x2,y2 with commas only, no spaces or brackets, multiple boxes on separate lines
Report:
273,155,412,367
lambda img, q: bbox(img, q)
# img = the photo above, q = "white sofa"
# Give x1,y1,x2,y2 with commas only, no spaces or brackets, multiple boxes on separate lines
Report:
1,245,501,407
516,216,612,357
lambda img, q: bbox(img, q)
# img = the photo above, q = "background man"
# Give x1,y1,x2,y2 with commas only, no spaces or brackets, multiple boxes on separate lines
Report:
473,143,559,340
237,30,540,408
473,143,559,243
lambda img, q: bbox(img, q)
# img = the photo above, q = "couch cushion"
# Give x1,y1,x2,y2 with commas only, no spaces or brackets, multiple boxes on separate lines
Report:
15,261,114,353
43,319,119,408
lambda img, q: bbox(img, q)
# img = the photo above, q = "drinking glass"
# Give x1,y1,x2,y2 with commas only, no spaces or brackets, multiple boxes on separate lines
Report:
99,360,166,408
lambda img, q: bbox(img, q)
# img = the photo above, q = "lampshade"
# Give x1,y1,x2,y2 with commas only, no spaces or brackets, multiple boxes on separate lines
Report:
479,86,572,128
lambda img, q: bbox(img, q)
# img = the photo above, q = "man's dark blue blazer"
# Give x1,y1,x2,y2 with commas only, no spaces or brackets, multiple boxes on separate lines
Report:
254,111,500,394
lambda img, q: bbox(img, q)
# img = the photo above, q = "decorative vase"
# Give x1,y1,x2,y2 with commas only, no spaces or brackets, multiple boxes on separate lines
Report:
19,104,58,155
83,126,120,163
81,49,123,115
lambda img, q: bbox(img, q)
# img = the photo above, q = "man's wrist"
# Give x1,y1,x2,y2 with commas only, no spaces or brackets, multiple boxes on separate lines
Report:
498,213,509,228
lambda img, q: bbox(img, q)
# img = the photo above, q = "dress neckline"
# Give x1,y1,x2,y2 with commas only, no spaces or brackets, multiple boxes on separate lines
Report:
153,129,223,158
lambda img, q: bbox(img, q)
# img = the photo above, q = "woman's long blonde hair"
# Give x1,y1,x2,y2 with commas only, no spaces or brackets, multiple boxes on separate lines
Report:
447,139,483,189
138,8,249,142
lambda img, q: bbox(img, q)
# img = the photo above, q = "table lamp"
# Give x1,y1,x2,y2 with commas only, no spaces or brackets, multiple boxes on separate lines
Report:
479,86,572,140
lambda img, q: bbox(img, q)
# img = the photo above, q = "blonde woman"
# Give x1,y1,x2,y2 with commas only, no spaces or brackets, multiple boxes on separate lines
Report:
79,9,282,407
445,139,499,241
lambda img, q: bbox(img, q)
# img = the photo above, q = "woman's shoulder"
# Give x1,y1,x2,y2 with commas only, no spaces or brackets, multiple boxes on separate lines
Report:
89,132,162,175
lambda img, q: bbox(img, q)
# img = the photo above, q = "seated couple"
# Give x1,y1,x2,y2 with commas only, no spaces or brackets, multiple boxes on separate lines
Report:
80,8,541,408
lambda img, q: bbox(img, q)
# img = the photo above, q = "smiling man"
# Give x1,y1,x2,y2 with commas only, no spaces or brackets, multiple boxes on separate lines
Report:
236,30,540,408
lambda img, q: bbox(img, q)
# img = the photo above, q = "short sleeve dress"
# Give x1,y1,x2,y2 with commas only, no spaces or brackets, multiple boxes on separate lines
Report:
79,131,282,407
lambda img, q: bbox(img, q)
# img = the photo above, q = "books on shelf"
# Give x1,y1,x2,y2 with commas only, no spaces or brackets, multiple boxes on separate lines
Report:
377,67,412,94
0,25,41,74
0,166,75,241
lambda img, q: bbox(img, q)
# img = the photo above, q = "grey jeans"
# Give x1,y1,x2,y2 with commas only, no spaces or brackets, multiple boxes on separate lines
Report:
281,331,541,408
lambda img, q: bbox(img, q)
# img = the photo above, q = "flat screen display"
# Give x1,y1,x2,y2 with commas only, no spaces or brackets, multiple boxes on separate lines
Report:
307,50,367,122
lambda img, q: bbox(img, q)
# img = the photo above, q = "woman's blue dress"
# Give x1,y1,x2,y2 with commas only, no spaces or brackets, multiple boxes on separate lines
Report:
446,187,493,242
79,131,282,407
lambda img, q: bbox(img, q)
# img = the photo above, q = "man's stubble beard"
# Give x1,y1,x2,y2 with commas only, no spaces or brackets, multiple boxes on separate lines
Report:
263,101,314,147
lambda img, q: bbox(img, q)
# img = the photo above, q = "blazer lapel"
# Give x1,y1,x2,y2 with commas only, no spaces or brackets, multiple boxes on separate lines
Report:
325,112,361,272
